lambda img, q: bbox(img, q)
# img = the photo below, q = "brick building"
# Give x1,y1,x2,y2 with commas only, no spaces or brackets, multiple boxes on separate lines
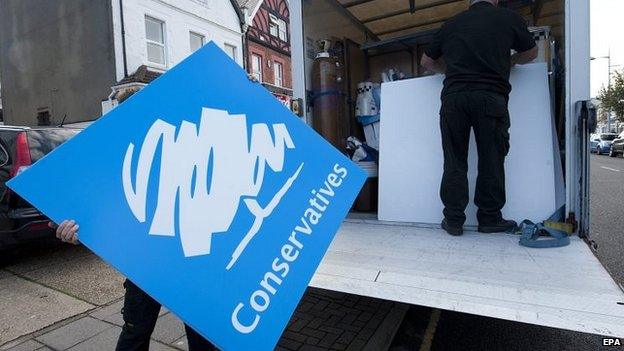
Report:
238,0,292,106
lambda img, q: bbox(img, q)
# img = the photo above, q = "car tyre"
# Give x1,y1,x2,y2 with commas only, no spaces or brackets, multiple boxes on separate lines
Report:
609,148,617,157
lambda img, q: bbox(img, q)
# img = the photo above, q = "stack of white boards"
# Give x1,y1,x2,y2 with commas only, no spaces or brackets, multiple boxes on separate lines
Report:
378,63,564,225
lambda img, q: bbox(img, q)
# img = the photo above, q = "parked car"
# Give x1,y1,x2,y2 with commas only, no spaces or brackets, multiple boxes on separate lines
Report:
610,130,624,157
590,134,599,152
590,133,617,155
0,126,81,249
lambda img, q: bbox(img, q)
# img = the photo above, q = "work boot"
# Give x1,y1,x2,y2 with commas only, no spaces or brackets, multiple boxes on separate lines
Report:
478,219,518,233
441,218,463,236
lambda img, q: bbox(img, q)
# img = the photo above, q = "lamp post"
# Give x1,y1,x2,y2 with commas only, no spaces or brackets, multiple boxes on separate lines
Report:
592,49,623,132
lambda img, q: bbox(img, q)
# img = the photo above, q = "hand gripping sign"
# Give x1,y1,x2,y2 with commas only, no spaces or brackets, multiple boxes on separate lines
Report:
8,42,366,350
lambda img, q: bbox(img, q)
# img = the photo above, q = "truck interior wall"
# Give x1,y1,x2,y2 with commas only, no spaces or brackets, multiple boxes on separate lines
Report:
302,0,371,146
344,40,367,142
367,51,415,83
302,0,368,101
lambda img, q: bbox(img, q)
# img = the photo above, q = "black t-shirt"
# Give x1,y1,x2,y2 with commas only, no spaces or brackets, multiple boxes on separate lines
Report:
425,2,536,97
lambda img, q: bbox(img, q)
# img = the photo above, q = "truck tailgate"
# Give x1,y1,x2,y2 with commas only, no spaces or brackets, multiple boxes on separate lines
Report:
311,218,624,337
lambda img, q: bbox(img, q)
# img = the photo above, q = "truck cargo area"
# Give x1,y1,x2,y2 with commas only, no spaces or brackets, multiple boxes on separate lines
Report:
291,0,624,338
312,216,624,337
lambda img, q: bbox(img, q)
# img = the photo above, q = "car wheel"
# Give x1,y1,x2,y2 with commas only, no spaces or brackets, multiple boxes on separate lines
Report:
609,148,617,157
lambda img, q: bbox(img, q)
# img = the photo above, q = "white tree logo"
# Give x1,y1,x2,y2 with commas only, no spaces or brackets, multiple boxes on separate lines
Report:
122,108,303,269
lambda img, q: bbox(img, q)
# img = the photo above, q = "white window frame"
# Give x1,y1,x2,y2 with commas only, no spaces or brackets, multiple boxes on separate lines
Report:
269,14,279,38
224,43,237,62
274,61,283,87
145,15,167,68
251,54,263,82
277,18,288,42
189,31,205,53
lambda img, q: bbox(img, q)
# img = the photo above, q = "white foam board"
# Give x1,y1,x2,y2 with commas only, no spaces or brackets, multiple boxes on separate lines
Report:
378,63,564,225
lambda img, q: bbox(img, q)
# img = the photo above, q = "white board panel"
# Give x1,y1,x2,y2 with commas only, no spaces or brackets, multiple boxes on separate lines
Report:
378,63,563,225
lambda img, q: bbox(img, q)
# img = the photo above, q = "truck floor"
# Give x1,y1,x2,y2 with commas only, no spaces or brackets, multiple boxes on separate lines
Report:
311,215,624,338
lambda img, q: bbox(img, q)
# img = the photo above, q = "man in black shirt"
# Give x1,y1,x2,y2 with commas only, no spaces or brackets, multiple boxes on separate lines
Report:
421,0,538,236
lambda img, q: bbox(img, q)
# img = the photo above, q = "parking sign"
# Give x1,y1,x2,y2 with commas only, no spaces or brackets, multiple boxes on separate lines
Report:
7,42,366,350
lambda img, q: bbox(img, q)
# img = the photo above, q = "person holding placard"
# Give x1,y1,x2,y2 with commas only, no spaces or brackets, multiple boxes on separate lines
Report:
50,220,217,350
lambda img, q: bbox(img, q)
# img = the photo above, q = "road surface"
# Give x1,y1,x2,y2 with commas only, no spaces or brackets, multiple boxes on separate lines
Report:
589,153,624,287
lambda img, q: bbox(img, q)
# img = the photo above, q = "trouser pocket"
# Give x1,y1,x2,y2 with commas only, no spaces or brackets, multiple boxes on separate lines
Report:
484,93,511,157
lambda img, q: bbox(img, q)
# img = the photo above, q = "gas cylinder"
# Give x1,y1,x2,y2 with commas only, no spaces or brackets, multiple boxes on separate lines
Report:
311,39,344,149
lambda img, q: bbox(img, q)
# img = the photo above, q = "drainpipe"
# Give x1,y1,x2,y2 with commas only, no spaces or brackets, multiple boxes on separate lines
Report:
241,7,251,72
119,0,128,77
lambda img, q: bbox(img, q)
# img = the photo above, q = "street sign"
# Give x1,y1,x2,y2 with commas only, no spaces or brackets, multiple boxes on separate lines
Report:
8,42,366,350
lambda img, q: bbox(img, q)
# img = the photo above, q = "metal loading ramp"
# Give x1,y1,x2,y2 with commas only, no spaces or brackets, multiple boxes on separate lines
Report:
310,218,624,338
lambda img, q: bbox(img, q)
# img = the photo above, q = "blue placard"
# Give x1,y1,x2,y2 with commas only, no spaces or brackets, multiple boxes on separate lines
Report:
8,42,366,350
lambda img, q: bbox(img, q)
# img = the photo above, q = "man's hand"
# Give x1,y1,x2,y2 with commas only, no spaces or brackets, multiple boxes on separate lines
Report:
511,46,539,66
49,220,79,245
421,53,446,74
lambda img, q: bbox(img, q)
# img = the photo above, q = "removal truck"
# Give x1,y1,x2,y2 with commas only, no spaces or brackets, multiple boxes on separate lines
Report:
288,0,624,338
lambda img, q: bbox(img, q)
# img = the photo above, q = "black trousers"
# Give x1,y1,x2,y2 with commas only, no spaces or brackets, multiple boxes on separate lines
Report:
439,91,511,226
116,279,217,351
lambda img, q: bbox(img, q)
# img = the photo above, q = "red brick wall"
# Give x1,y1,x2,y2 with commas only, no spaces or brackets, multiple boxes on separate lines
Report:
248,40,292,90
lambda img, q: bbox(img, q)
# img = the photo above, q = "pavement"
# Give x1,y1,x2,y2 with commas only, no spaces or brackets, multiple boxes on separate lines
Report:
0,270,92,345
0,243,407,350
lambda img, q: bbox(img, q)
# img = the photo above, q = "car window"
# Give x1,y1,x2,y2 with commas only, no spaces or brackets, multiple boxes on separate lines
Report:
600,134,617,141
27,129,81,162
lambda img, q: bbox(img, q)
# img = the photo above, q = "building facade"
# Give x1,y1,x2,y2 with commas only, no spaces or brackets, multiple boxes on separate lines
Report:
0,0,243,126
238,0,292,106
